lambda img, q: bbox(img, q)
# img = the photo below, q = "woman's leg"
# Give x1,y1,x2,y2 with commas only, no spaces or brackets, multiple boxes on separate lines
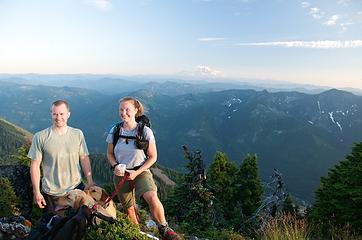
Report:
125,204,140,224
142,191,166,225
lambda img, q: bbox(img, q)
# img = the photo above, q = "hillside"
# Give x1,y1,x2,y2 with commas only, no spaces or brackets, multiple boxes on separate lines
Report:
141,89,362,201
0,118,32,165
1,81,362,201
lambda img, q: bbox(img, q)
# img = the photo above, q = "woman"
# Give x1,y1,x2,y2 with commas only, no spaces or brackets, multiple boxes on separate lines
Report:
106,97,180,240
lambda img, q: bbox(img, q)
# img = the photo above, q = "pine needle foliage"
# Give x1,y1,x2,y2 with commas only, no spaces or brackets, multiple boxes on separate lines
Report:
237,154,263,218
208,151,238,227
309,142,362,236
164,146,215,235
0,177,20,217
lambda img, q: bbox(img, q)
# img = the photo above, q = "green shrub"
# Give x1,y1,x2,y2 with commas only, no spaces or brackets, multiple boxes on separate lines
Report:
201,229,245,240
84,211,148,240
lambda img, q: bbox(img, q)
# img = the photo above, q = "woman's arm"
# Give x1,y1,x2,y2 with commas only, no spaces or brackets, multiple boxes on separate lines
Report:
107,143,118,169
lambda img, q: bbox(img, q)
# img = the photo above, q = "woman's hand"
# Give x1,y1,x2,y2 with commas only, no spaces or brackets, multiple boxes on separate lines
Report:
125,170,138,180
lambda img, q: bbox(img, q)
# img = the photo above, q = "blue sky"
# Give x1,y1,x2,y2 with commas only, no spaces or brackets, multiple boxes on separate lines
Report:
0,0,361,89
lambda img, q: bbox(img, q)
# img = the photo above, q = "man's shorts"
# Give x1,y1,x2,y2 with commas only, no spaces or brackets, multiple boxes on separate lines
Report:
42,182,85,215
113,170,157,209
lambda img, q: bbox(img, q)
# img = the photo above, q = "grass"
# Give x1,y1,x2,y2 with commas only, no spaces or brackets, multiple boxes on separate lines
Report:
310,223,362,240
258,214,310,240
257,214,362,240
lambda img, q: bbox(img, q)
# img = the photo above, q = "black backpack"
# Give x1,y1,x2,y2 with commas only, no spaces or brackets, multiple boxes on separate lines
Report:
28,206,91,240
29,206,116,240
112,115,151,155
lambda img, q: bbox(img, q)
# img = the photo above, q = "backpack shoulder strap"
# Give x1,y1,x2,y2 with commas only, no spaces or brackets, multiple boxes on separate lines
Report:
135,120,149,157
136,121,145,140
112,122,122,150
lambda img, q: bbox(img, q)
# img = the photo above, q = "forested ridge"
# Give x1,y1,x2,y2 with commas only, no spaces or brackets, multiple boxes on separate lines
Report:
1,119,361,239
3,81,362,202
0,118,31,165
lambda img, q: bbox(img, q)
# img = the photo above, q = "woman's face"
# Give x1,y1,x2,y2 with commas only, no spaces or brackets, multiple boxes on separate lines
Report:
119,100,138,122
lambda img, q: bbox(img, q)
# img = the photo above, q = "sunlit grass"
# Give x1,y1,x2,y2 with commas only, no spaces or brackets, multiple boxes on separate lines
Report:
311,223,362,240
259,214,310,240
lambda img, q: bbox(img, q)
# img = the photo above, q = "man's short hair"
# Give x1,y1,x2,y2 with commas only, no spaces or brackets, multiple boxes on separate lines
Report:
52,100,70,111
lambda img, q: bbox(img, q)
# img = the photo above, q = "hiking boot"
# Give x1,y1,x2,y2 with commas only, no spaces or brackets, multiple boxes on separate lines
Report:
158,224,181,240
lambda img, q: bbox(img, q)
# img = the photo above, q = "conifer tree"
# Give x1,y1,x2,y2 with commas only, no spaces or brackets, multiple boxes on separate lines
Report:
0,177,20,217
14,143,31,166
165,146,214,234
236,154,263,218
282,193,295,215
309,142,362,235
208,151,238,226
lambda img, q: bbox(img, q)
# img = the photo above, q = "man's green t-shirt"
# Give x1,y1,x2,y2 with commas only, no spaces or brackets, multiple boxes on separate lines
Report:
28,126,89,196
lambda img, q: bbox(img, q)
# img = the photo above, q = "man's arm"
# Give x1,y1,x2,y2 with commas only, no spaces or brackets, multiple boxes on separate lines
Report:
80,155,94,188
30,159,46,208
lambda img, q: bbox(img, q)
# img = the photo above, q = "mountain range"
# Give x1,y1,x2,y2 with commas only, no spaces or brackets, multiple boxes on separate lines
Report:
1,79,361,202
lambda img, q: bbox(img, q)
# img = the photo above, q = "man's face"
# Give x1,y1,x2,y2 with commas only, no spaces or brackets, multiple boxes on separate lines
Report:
51,103,70,128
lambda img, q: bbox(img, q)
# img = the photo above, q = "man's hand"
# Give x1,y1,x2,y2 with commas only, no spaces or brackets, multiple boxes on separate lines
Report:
34,192,47,208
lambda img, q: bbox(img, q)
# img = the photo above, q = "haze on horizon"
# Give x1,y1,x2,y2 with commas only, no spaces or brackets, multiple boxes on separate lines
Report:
0,0,361,90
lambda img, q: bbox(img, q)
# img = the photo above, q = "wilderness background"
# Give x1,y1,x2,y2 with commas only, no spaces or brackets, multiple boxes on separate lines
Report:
1,0,362,238
1,75,362,239
1,75,362,202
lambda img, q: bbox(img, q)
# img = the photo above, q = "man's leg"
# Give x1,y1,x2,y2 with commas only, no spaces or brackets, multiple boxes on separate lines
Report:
42,192,56,213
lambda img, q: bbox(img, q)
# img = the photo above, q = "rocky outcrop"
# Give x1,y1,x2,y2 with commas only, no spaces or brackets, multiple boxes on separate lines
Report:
0,165,33,219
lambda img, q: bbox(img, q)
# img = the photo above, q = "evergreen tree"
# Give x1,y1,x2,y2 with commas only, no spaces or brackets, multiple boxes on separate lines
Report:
0,177,20,217
165,146,214,235
236,154,263,218
309,142,362,235
282,193,295,215
13,141,31,166
208,151,238,226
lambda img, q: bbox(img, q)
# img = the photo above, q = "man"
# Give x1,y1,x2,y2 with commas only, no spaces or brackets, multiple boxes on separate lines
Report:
28,100,94,213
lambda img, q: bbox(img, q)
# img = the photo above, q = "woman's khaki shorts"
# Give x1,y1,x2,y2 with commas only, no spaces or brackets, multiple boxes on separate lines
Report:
113,170,157,209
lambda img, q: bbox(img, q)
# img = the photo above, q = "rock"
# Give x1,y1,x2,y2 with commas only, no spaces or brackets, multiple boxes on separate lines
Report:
145,219,157,228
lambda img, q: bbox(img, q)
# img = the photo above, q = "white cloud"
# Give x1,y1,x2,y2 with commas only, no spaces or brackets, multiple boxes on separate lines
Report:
337,0,351,5
339,21,353,32
237,0,255,3
236,40,362,49
177,65,222,78
92,0,111,11
301,1,310,8
324,15,340,26
198,37,226,41
309,7,324,19
196,65,221,76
